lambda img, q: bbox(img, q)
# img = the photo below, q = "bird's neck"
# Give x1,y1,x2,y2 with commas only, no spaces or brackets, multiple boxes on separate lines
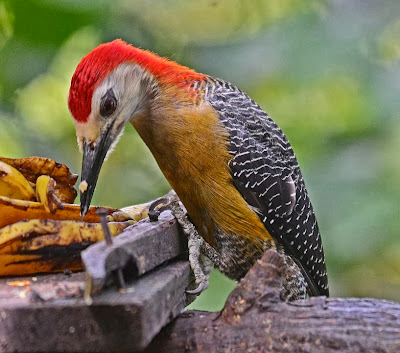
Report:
131,94,272,247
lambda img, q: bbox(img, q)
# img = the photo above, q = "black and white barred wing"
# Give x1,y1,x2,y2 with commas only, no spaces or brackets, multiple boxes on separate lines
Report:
227,126,323,296
205,78,329,296
206,77,298,220
229,129,297,219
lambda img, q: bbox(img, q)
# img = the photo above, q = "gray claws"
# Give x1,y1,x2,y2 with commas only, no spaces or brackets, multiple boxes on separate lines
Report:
186,282,206,296
148,197,170,221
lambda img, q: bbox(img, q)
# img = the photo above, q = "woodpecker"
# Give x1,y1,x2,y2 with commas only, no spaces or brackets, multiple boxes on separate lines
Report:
68,39,329,299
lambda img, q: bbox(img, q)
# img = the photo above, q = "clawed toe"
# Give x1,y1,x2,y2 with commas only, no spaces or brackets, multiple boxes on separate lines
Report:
148,197,170,221
186,281,206,296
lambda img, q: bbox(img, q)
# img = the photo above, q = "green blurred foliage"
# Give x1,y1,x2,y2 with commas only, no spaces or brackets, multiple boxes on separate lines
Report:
0,0,399,308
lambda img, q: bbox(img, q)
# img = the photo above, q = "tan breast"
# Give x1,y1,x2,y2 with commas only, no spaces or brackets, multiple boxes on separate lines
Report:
131,91,272,247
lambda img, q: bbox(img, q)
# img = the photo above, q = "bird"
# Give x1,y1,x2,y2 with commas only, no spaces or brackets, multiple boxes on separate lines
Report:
68,39,329,299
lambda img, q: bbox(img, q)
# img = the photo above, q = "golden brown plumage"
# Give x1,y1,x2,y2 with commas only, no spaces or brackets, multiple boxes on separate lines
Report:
132,92,272,247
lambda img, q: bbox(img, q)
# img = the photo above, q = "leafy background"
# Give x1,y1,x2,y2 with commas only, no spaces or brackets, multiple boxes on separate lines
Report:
0,0,399,310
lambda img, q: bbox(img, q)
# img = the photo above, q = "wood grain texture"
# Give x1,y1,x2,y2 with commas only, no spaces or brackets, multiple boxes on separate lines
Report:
0,261,190,352
82,210,187,292
146,250,400,353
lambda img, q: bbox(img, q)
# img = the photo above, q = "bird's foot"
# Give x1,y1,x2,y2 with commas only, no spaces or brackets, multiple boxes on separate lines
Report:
147,190,212,295
147,190,178,221
185,243,213,296
163,192,212,296
148,197,170,221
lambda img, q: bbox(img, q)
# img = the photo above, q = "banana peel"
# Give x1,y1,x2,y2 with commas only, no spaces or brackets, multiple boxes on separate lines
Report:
35,175,64,213
0,193,150,228
0,195,119,228
0,156,95,228
108,202,151,222
0,156,78,203
0,196,152,277
0,161,36,201
0,155,152,278
0,218,134,276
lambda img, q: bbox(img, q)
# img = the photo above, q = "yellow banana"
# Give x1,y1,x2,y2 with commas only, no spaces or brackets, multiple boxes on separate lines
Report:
108,201,151,222
0,156,78,203
0,195,119,228
0,156,155,277
36,175,64,213
0,156,78,186
0,218,134,276
0,161,36,201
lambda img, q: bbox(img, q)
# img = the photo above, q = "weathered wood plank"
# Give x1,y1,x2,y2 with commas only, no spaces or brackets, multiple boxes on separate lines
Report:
0,260,190,352
82,210,188,293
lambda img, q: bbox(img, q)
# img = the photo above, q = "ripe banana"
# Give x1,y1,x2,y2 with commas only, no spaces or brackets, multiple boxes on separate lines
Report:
108,201,152,222
36,175,64,214
0,155,154,278
0,218,134,276
0,195,119,228
0,161,36,201
0,156,78,203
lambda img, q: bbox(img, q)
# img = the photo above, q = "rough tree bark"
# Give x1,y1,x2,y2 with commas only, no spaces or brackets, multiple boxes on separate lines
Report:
145,250,400,353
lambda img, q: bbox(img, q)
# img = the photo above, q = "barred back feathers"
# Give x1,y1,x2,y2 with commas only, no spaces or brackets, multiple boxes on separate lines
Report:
204,77,329,296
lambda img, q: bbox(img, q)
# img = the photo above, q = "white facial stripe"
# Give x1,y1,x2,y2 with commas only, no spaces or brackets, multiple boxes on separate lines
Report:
75,63,157,148
92,63,156,126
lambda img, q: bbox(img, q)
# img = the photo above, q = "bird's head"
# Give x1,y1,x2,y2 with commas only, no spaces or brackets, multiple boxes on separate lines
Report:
68,40,155,216
68,39,203,216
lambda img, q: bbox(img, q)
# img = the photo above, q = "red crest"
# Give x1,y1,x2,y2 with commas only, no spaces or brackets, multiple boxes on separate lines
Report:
68,40,204,123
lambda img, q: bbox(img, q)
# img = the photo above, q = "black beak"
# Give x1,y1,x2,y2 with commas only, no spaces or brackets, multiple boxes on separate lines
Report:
80,126,114,217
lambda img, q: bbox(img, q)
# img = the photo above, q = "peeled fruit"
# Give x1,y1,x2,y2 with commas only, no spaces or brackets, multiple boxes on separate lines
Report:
0,218,134,276
108,201,152,222
0,155,152,277
0,161,36,201
0,195,119,228
36,175,64,213
0,156,78,203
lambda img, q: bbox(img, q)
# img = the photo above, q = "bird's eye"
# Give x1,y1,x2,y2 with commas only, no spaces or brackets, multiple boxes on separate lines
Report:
100,89,117,117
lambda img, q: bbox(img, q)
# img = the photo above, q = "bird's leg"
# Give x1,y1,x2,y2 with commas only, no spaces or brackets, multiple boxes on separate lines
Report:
280,252,307,301
168,197,213,295
185,231,210,295
147,190,213,295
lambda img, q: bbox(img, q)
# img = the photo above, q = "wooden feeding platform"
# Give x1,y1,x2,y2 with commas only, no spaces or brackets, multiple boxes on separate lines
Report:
0,210,399,353
0,211,194,352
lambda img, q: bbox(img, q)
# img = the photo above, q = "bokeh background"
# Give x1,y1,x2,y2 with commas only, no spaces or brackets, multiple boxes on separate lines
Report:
0,0,399,309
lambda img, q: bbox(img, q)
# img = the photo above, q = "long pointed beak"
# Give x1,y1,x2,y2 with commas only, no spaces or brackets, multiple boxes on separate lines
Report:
80,127,114,217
